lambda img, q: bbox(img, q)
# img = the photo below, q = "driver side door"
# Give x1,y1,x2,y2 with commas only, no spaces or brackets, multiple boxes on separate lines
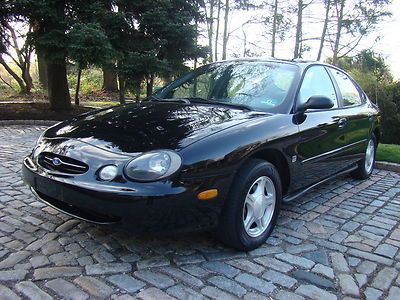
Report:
292,65,349,191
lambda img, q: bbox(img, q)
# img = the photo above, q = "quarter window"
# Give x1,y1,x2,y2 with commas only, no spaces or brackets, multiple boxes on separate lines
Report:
298,66,338,108
330,68,362,106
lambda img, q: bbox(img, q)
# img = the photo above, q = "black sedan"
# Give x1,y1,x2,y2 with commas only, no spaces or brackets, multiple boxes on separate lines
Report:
22,59,380,250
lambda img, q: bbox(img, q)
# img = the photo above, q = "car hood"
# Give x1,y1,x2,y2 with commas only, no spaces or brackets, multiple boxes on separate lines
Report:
44,102,268,155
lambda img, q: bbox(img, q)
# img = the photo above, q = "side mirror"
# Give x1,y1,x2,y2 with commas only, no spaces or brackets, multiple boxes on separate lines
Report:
297,95,334,113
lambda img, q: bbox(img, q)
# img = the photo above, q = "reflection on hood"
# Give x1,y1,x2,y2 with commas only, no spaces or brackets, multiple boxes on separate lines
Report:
44,102,267,154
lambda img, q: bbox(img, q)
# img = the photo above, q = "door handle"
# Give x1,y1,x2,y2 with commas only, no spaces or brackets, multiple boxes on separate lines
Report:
338,118,348,129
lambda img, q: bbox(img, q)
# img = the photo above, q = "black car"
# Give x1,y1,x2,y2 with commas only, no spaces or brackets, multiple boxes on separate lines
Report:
22,59,380,250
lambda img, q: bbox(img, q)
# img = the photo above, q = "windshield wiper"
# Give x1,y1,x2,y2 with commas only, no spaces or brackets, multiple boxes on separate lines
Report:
185,97,253,111
148,96,190,104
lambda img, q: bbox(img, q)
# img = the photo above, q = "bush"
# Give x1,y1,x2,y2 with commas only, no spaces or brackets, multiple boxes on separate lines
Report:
377,82,400,144
349,70,400,145
68,68,103,94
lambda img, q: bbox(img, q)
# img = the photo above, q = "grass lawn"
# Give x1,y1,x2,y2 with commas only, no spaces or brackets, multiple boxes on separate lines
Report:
377,144,400,164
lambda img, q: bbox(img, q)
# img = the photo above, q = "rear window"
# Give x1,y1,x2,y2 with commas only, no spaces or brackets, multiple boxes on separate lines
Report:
330,68,362,106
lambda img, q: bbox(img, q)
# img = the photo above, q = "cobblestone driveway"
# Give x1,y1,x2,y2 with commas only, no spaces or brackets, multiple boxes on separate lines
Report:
1,125,400,300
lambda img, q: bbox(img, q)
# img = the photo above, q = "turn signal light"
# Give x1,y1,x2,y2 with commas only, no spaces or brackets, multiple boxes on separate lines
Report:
197,189,218,200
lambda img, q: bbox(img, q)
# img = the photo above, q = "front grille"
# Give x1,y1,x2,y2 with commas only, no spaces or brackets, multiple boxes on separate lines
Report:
38,152,89,175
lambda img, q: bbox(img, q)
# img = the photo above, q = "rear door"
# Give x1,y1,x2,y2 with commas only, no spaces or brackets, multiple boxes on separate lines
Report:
327,67,370,164
292,65,349,191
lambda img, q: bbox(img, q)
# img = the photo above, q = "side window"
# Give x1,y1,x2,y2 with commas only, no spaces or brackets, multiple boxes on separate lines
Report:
329,68,362,106
298,66,338,108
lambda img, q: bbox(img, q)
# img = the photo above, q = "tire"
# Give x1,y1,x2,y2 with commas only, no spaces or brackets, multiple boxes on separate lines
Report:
351,135,377,180
217,159,282,251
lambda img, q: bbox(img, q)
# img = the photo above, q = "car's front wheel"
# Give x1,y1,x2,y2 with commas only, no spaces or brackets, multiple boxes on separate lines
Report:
217,159,282,251
351,135,377,179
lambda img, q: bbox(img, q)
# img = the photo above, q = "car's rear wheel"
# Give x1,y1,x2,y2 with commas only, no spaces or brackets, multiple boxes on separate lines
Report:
351,135,377,179
217,159,282,251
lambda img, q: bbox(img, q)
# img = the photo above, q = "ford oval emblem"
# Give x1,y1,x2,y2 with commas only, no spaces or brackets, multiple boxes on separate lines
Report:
52,157,62,166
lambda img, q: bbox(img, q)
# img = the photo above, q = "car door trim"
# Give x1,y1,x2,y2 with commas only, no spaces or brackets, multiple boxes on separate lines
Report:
301,139,367,164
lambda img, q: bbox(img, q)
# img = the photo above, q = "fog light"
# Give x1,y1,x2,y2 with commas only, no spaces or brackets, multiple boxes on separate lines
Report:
197,189,218,200
99,165,118,181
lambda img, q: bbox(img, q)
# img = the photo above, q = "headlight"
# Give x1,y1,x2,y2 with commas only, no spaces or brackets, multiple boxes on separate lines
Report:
124,150,181,182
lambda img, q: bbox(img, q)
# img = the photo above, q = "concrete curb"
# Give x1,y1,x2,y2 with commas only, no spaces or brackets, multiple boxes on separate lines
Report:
0,120,58,126
376,161,400,173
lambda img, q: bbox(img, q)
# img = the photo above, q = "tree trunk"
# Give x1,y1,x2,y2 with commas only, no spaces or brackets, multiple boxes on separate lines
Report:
102,65,118,92
118,74,126,104
75,67,82,106
45,0,70,110
214,0,221,61
0,56,28,94
146,73,154,98
271,0,278,57
332,0,345,65
294,0,303,59
47,60,71,110
207,0,214,62
21,65,33,93
37,51,48,89
6,22,33,92
317,0,331,61
222,0,230,60
195,18,199,69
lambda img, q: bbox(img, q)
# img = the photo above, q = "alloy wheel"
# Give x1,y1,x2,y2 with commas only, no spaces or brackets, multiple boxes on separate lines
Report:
242,176,276,238
365,139,375,174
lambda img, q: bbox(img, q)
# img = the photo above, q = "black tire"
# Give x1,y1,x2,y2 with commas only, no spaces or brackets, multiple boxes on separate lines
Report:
351,135,377,180
217,159,282,251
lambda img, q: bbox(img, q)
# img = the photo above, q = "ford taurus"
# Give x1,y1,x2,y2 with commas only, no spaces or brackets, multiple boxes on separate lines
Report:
22,59,380,250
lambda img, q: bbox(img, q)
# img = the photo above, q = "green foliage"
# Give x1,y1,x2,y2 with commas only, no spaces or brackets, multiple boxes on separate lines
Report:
68,23,114,69
113,0,207,95
339,50,400,145
377,144,400,164
68,68,103,94
4,0,206,106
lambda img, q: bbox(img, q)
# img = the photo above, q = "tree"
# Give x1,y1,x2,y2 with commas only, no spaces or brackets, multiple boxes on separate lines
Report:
337,50,399,144
331,0,344,64
10,0,121,109
99,1,118,93
330,0,391,65
199,0,215,62
68,23,113,105
222,0,230,60
220,0,253,60
261,0,291,57
102,65,118,92
317,0,331,61
271,0,278,57
0,20,34,93
13,0,75,109
201,0,253,61
293,0,303,58
293,0,314,59
214,0,222,61
115,0,206,102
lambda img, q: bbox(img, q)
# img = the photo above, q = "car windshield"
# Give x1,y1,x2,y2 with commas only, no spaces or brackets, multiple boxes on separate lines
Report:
155,61,300,113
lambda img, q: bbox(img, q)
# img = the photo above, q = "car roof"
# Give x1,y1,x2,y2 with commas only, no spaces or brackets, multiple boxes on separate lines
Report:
213,57,335,71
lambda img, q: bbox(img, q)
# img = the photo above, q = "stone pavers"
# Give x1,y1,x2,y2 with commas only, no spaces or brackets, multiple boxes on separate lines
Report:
0,125,400,299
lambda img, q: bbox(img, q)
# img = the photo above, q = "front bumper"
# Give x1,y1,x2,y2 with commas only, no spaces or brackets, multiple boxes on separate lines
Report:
22,156,224,233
